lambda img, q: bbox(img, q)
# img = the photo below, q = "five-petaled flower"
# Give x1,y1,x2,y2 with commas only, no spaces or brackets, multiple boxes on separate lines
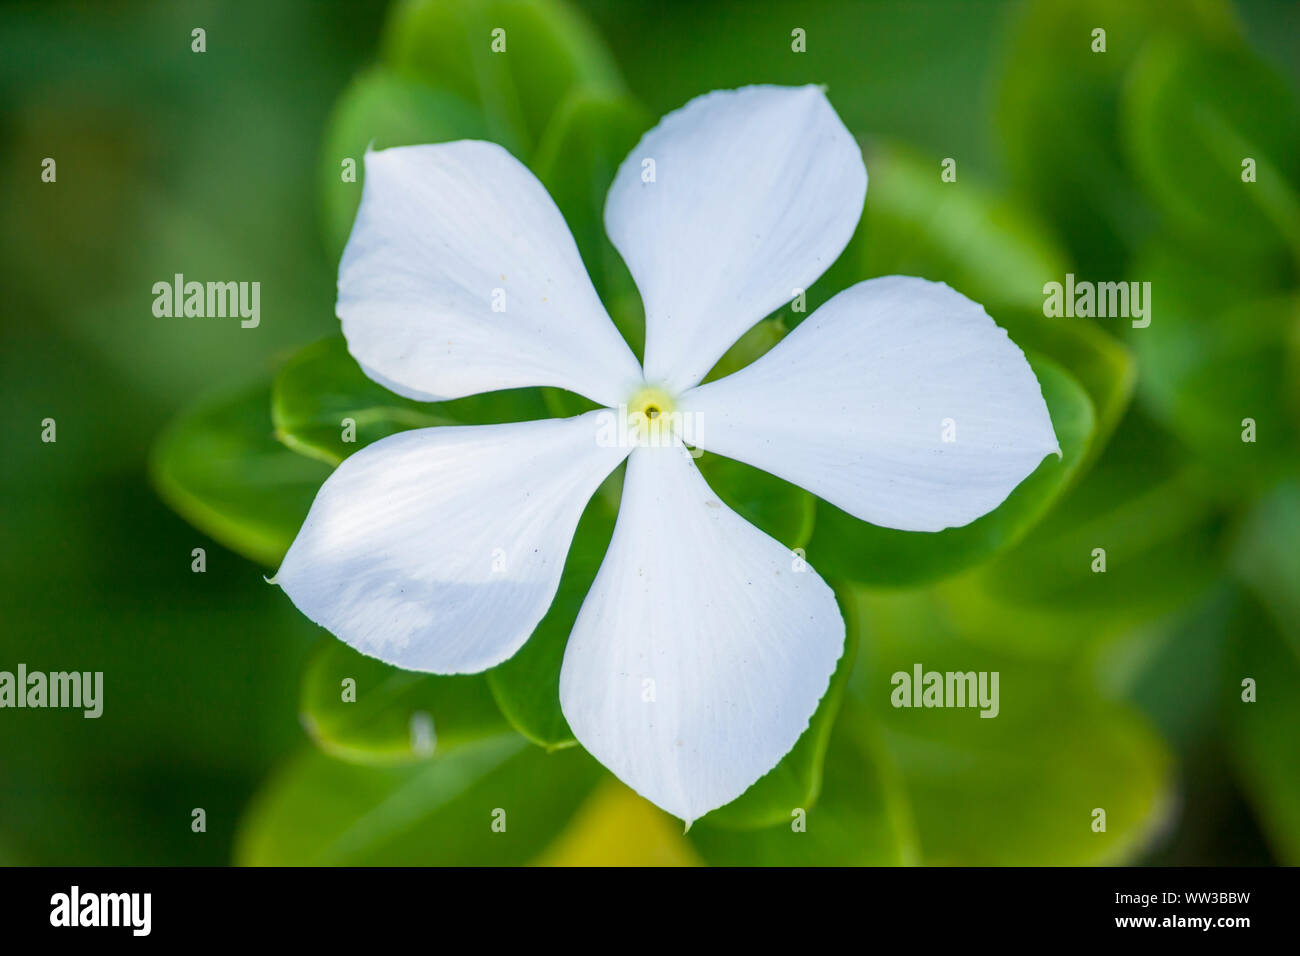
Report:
274,85,1058,823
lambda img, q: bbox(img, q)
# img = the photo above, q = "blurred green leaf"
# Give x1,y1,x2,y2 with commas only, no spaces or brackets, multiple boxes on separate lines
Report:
849,586,1173,864
695,451,815,551
1233,480,1300,637
1122,584,1233,751
690,704,917,864
703,315,789,383
701,604,858,829
1227,486,1300,863
381,0,622,155
271,335,550,466
973,409,1226,630
299,637,510,765
997,0,1238,273
1122,35,1300,263
151,384,331,568
1127,244,1300,486
806,355,1094,587
861,141,1070,314
236,734,602,865
1162,296,1300,476
486,487,616,749
1223,594,1300,864
538,383,603,421
319,67,491,259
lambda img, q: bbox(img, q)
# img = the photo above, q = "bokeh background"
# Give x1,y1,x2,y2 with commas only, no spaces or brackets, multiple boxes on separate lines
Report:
2,0,1298,865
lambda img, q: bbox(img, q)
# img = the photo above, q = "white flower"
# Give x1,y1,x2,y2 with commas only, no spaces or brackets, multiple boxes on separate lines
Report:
275,85,1058,823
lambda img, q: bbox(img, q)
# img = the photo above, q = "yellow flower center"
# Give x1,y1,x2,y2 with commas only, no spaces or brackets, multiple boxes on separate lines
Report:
630,385,674,420
626,385,677,443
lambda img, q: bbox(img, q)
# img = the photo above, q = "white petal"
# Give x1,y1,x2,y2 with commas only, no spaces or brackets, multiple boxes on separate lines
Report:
275,412,627,674
678,277,1060,533
339,142,643,408
559,444,845,823
604,85,867,392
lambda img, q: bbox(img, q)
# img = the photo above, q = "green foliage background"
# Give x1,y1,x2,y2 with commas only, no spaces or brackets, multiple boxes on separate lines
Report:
2,0,1298,865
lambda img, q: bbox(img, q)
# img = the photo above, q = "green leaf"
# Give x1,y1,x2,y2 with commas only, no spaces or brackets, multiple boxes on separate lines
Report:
695,451,815,551
806,355,1094,587
1122,584,1235,751
860,141,1071,315
996,0,1238,273
971,409,1225,632
1126,243,1300,486
848,586,1173,864
235,734,603,865
1222,594,1300,864
151,383,331,568
486,486,616,749
299,638,510,765
689,707,918,865
701,603,859,829
702,315,789,383
381,0,622,156
1159,296,1300,478
1122,35,1300,262
319,67,491,260
1233,481,1300,638
1228,488,1300,863
271,335,550,466
532,89,650,352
